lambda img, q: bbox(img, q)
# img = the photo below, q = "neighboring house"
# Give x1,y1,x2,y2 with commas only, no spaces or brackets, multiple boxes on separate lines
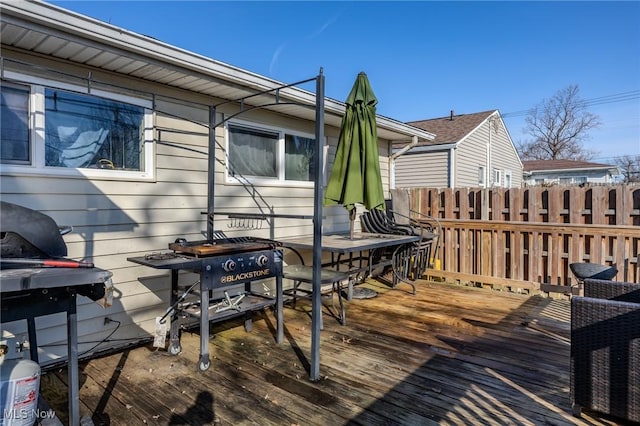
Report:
0,2,434,364
522,160,621,186
393,110,523,189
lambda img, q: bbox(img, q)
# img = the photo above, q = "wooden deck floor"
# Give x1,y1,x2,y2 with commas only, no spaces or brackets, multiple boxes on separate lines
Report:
40,279,627,425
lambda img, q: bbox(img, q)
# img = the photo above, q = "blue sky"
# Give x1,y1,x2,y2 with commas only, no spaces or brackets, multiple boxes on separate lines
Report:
51,1,640,161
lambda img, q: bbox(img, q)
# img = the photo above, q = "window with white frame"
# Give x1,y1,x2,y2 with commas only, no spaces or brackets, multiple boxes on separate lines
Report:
494,169,503,187
504,170,512,188
1,76,153,179
227,122,316,184
478,165,485,186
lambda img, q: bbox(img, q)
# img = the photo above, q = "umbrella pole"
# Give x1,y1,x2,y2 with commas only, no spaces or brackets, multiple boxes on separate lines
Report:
349,208,356,240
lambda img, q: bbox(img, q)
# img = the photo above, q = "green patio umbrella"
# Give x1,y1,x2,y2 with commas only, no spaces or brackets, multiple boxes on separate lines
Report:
324,72,385,239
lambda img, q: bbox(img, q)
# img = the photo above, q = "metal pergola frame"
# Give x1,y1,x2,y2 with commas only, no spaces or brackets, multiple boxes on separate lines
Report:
3,54,329,380
207,68,326,381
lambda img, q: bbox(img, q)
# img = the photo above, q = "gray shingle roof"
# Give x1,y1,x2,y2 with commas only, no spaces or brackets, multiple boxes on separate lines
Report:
405,110,496,146
522,159,617,172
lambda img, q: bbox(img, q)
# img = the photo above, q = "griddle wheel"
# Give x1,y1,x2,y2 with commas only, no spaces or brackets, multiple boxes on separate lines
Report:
168,344,181,355
198,357,211,371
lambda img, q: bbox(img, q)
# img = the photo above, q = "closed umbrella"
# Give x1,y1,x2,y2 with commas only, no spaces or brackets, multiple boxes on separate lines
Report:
324,72,385,239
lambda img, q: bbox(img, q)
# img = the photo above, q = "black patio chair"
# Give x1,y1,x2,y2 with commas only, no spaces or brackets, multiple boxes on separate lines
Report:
366,208,414,235
360,206,437,294
388,190,442,269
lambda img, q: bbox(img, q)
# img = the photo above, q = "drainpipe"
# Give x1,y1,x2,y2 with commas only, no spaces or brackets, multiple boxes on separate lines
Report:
389,136,418,190
487,119,492,187
449,146,456,188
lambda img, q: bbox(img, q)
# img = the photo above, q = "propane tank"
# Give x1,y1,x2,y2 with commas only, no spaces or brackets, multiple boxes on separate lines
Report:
0,358,41,426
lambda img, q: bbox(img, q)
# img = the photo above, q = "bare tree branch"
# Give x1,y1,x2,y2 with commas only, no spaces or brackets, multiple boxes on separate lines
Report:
614,155,640,183
518,85,600,160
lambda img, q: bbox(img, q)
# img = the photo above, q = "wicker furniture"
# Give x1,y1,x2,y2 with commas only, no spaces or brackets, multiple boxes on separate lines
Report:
583,278,640,301
570,279,640,422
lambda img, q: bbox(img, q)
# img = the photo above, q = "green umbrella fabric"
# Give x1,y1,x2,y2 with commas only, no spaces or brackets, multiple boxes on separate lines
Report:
324,72,385,227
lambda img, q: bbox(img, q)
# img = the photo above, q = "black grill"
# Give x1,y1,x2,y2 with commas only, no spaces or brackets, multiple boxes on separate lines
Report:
0,201,113,425
0,201,67,260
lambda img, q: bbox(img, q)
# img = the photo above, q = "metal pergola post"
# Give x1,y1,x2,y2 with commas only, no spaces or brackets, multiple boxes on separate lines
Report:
203,68,326,381
207,105,217,241
310,68,325,381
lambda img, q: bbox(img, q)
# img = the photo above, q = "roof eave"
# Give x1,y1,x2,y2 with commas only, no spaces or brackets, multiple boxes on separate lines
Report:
527,167,621,174
392,142,456,154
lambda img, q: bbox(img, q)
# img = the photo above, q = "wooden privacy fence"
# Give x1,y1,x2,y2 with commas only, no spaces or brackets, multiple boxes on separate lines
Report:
408,185,640,294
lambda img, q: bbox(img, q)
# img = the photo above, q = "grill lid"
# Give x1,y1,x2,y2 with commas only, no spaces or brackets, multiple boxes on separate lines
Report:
0,201,67,258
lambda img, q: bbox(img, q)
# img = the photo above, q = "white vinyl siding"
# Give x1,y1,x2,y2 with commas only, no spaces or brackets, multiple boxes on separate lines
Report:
455,128,488,187
394,151,449,188
485,117,522,188
455,115,522,188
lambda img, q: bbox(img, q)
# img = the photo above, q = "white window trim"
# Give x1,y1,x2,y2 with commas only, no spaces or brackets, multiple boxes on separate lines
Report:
494,169,503,187
225,119,326,188
478,165,486,187
504,170,512,188
1,71,155,181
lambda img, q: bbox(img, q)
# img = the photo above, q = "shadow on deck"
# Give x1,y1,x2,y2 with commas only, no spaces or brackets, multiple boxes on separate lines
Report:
40,280,627,425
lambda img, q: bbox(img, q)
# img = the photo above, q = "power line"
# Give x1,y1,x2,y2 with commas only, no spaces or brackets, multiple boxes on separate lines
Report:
501,89,640,119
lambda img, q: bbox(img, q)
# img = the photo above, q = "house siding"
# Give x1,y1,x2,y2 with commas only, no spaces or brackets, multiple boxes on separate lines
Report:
395,111,523,189
454,127,488,187
486,117,523,188
454,116,523,188
395,150,450,188
0,48,397,364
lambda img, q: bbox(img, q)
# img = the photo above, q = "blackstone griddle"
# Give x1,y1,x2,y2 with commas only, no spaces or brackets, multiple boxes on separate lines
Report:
128,236,283,371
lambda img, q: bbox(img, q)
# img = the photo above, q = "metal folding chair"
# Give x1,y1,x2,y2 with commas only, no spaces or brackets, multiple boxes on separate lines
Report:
280,247,352,327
